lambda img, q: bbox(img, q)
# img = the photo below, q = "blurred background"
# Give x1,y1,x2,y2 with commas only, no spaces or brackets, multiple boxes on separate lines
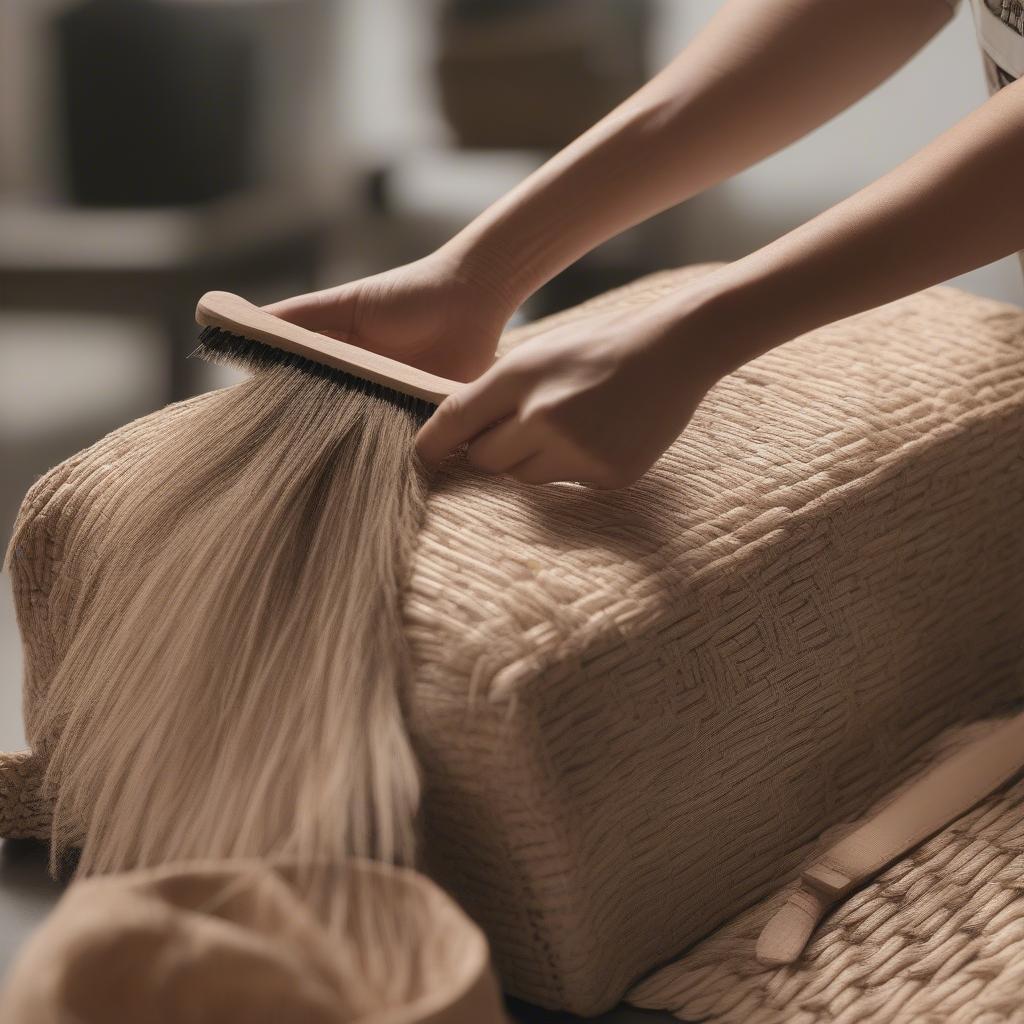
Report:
2,0,1023,796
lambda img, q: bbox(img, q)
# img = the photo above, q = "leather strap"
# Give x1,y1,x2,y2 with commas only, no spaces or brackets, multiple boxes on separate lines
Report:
756,709,1024,967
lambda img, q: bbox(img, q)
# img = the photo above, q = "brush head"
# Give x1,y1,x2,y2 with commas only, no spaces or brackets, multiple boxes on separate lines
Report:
194,326,435,420
194,290,461,406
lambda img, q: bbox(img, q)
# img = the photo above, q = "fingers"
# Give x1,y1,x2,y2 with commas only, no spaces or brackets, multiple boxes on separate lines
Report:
464,417,538,475
415,370,525,469
415,358,636,487
423,409,625,488
505,453,565,486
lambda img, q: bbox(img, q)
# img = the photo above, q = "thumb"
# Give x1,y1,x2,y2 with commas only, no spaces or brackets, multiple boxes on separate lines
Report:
415,367,523,469
263,286,356,340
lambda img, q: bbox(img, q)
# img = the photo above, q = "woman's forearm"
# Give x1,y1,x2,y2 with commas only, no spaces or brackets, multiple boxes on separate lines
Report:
442,0,954,311
693,74,1024,377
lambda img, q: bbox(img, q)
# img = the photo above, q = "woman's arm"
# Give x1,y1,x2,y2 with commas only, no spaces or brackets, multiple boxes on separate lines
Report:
442,0,957,312
702,71,1024,376
417,75,1024,487
269,0,954,382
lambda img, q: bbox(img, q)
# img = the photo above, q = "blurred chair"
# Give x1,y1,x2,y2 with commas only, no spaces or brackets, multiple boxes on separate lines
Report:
436,0,650,150
430,0,664,315
0,0,349,402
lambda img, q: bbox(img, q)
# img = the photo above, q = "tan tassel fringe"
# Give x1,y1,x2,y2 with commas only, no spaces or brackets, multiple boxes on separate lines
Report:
16,364,433,1009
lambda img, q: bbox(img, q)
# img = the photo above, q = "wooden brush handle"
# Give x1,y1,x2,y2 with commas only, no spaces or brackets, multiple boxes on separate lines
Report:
195,291,461,405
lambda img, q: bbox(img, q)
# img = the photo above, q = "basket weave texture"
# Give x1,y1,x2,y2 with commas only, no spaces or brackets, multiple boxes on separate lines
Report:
627,719,1024,1024
5,264,1024,1016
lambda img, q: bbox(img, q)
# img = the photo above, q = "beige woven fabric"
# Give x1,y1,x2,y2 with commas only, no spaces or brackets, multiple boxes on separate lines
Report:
5,263,1024,1015
626,716,1024,1024
407,265,1024,1012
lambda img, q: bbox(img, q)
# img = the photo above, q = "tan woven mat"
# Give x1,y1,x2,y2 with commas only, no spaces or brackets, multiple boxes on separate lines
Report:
627,717,1024,1024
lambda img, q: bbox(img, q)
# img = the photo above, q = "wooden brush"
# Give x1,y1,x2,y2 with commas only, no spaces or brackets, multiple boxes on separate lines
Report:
194,290,461,406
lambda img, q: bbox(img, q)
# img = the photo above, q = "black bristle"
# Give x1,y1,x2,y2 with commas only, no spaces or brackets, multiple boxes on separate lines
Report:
193,326,435,421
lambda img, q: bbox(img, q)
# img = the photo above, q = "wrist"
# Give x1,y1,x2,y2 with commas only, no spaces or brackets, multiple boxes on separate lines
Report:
437,226,549,318
664,260,805,382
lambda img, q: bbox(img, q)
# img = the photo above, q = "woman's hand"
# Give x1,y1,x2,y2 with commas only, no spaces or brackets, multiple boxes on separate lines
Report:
415,294,730,489
264,251,516,382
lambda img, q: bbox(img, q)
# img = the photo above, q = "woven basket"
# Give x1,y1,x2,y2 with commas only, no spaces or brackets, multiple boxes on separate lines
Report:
5,264,1024,1017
